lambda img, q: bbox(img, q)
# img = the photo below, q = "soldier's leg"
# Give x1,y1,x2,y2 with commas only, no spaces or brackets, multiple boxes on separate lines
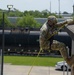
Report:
51,41,68,60
39,37,50,53
60,47,74,67
51,40,74,67
49,36,54,50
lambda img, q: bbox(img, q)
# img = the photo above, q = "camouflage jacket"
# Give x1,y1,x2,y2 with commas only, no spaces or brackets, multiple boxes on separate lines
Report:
40,19,74,40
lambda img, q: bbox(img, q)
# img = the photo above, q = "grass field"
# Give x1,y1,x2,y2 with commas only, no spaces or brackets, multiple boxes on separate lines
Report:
4,56,64,67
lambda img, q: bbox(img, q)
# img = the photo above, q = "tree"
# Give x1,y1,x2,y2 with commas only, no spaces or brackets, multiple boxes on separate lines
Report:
16,15,41,28
33,10,42,18
63,11,69,14
6,8,23,17
41,9,50,18
0,12,12,28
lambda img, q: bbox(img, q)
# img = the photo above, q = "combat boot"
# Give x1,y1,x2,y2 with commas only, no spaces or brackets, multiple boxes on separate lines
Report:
60,47,74,67
65,55,74,67
51,40,74,67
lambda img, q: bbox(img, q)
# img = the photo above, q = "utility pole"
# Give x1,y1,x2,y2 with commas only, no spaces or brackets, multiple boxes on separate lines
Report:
50,0,51,13
73,4,74,20
58,0,60,17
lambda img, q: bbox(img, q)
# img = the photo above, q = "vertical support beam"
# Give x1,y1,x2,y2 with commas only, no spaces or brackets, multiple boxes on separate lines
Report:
71,40,74,75
73,5,74,19
71,40,74,54
71,66,74,75
1,12,4,75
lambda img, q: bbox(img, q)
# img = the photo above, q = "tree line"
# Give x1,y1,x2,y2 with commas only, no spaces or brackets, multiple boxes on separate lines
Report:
0,9,72,28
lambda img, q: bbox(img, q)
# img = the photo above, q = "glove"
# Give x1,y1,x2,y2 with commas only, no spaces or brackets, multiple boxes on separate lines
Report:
66,19,74,25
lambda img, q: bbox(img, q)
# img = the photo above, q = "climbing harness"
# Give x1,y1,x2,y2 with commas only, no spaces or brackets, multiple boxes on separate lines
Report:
27,24,67,75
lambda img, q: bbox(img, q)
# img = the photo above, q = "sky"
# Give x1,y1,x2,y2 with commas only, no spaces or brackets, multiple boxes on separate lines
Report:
0,0,74,13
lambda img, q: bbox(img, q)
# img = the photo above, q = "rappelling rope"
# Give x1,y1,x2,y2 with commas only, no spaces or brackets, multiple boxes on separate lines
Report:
27,48,42,75
27,24,66,75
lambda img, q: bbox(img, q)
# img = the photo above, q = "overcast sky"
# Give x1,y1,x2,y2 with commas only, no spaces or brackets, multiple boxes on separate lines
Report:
0,0,74,13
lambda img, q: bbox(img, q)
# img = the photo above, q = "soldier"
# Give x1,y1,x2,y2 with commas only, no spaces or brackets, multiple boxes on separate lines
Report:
39,15,74,67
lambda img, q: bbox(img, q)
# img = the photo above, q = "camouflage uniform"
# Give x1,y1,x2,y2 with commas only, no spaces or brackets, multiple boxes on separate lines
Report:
39,16,74,67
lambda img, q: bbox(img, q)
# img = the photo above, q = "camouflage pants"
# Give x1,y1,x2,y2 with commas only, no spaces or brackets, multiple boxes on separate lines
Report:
39,36,66,51
39,37,74,67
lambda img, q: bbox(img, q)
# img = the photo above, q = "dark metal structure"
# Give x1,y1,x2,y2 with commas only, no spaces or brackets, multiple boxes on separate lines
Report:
0,30,72,56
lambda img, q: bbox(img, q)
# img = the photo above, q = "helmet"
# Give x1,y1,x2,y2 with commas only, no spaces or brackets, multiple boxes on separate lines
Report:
47,16,57,24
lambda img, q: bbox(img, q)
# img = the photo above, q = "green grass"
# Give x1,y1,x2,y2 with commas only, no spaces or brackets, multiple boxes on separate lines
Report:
4,56,64,67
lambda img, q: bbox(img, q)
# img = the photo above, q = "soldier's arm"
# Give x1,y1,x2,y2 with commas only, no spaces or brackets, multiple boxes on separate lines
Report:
56,19,74,28
66,19,74,25
56,20,67,28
